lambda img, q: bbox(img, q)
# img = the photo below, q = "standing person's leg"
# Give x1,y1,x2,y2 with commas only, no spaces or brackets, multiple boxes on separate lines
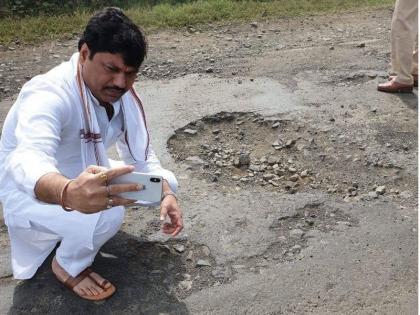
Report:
411,36,418,77
52,206,124,300
390,0,418,84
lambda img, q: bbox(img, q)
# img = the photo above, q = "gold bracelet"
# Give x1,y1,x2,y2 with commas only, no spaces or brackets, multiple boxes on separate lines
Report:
60,179,74,212
161,191,177,202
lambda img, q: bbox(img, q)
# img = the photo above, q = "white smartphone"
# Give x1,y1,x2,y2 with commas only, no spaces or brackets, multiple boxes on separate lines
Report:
110,172,163,203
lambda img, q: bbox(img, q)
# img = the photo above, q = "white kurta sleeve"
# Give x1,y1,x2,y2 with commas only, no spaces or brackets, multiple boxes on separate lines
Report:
4,85,70,197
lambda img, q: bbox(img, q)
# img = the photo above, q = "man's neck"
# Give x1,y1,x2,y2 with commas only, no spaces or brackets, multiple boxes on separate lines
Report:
100,102,114,121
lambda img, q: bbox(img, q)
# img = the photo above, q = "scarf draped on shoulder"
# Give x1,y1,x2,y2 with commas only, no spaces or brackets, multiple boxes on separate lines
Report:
73,55,150,168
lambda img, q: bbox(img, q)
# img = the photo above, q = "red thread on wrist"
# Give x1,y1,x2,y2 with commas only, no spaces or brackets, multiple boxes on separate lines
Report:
60,179,74,212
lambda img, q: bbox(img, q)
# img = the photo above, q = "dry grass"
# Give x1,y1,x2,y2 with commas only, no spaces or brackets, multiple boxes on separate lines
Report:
0,0,393,45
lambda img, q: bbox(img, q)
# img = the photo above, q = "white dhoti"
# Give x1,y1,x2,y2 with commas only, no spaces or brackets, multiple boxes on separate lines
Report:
7,206,124,279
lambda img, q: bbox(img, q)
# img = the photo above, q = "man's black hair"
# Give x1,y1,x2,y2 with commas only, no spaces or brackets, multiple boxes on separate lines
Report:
78,7,147,68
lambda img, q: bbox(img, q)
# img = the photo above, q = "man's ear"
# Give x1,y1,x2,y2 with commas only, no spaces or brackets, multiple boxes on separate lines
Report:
79,43,90,63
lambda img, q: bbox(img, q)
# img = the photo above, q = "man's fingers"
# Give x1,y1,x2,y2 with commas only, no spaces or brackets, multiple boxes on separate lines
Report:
171,225,183,237
107,183,144,195
86,165,108,175
108,195,137,207
162,223,183,236
104,165,135,180
160,206,168,221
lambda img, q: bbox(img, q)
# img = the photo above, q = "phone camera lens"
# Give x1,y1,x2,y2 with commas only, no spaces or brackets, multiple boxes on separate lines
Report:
150,177,161,183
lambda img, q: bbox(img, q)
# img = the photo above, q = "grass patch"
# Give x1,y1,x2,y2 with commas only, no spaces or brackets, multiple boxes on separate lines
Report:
0,0,394,45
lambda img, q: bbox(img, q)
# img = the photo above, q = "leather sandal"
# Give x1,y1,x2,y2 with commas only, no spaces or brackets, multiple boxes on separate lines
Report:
60,268,116,301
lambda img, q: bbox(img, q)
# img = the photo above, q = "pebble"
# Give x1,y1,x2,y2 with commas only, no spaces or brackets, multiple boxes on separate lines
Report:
201,245,211,256
291,244,302,251
179,280,193,290
250,22,258,28
375,186,386,195
238,152,251,166
285,139,296,148
185,156,205,166
205,67,214,73
300,169,309,177
173,244,185,253
196,259,212,267
289,174,300,182
290,229,305,238
272,122,280,128
186,251,194,261
184,128,198,135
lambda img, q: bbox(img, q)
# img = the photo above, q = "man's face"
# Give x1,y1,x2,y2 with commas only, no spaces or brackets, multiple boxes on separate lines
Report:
79,43,138,104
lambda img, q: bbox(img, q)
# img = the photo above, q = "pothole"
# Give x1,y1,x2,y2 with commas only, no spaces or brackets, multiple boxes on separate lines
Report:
229,201,358,274
116,238,220,299
168,111,409,200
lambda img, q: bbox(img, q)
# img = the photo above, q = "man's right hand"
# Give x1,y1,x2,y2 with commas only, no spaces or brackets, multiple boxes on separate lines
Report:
64,165,142,213
34,165,142,214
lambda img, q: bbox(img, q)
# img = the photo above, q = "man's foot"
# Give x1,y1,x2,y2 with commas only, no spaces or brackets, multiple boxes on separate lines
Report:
378,78,413,93
388,74,418,87
52,257,116,301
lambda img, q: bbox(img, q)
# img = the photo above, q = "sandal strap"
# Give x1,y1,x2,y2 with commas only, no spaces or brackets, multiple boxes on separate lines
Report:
62,267,110,291
63,268,93,290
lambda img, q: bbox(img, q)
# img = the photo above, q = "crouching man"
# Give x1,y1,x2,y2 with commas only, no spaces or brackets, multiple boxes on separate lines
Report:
0,7,182,301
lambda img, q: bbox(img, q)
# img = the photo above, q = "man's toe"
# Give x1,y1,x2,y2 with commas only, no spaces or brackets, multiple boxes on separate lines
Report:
89,272,112,289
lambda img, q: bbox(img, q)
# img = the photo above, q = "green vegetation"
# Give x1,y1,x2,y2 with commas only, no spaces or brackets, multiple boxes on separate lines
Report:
0,0,394,45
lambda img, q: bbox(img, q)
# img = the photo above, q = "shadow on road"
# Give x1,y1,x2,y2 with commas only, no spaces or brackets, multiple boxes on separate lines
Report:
7,231,189,315
397,89,418,110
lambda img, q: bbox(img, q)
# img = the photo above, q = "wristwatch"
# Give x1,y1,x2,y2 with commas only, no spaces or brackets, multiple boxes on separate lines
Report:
161,191,178,202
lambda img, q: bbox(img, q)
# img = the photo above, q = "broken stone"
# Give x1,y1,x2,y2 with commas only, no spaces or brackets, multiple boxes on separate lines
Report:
300,169,309,177
212,266,232,279
249,164,260,172
272,122,280,128
267,156,280,165
290,229,305,238
291,244,302,251
250,22,258,28
201,246,211,256
179,280,193,290
238,152,251,166
184,128,197,135
185,156,205,166
263,173,275,180
173,244,185,253
375,186,386,195
196,259,212,267
289,174,300,182
285,139,296,148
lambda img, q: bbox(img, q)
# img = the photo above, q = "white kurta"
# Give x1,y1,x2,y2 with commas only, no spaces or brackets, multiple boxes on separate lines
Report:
0,53,177,279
